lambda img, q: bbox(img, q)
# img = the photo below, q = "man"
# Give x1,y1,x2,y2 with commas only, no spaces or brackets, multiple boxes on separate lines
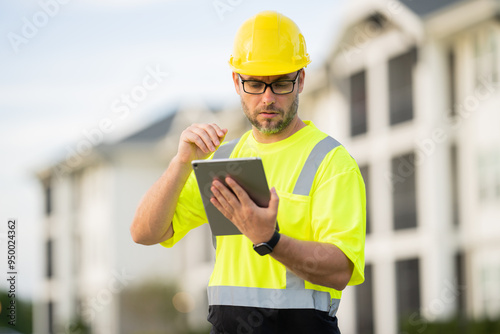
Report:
131,11,365,333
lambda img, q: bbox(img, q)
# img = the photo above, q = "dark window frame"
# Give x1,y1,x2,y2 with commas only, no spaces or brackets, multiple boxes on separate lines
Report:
355,263,374,334
349,70,368,136
396,258,421,323
392,152,418,230
389,49,416,125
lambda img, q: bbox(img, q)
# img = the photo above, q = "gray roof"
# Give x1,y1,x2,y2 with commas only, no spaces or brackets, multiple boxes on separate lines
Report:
399,0,465,17
118,110,176,144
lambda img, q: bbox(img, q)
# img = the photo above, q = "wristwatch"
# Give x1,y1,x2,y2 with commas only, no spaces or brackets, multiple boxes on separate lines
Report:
253,230,281,256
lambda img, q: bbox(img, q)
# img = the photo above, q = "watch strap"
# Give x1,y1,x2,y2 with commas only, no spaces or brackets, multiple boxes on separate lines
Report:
253,230,281,256
265,230,281,249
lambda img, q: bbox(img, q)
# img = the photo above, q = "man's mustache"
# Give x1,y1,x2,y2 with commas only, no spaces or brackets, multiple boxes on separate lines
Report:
258,105,281,113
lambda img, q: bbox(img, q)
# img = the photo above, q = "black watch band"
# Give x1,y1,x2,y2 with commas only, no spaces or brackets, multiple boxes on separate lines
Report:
253,230,281,256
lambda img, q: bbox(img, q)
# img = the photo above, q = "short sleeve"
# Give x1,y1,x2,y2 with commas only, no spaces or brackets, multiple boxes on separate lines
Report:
160,171,207,248
310,160,366,286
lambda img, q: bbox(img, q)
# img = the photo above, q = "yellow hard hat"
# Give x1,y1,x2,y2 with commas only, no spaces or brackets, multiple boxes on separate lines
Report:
229,11,311,76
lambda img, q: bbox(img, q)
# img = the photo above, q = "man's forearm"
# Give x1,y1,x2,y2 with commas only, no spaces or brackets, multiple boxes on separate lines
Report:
271,234,353,291
130,156,192,245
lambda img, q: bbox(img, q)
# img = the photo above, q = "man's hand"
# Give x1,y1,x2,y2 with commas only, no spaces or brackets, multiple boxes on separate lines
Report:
210,176,279,245
176,123,228,165
130,123,227,245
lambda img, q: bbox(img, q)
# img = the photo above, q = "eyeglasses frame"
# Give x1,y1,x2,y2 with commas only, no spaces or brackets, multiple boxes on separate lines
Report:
238,70,302,95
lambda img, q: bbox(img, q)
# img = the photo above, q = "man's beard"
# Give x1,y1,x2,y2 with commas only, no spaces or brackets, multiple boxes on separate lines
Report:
241,93,299,135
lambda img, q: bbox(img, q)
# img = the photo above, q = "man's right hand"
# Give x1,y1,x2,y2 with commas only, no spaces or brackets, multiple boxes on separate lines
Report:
176,123,228,165
131,123,227,245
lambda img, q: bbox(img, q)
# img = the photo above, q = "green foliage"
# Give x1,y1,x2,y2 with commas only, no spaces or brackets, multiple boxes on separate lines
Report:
400,315,500,334
62,317,91,334
0,290,33,334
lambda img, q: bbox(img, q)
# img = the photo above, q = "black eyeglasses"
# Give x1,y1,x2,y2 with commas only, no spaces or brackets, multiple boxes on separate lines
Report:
238,70,301,95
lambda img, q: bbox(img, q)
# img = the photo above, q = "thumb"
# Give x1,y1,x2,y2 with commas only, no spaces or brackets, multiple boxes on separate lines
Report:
269,187,279,212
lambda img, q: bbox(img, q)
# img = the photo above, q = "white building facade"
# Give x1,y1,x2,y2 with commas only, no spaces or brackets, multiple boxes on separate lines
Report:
35,1,500,333
300,0,500,333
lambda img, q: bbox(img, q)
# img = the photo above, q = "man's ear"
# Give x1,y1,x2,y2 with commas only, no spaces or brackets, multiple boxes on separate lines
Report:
298,70,305,94
232,72,241,95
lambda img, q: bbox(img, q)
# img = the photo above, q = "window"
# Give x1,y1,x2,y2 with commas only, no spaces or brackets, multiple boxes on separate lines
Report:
350,70,368,136
478,149,500,202
392,153,418,230
396,258,421,322
450,145,459,226
359,165,371,234
45,181,52,215
389,49,416,125
46,239,53,278
474,28,499,86
480,262,500,318
497,153,500,199
448,48,457,117
48,301,55,334
355,264,374,334
455,252,467,315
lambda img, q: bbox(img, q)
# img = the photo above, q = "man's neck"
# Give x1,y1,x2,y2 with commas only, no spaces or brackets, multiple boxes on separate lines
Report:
252,117,307,144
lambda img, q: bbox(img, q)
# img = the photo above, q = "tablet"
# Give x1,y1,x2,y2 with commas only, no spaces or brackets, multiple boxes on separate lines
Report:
192,157,270,236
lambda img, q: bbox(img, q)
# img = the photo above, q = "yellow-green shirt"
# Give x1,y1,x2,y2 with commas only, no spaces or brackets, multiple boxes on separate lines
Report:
161,121,365,314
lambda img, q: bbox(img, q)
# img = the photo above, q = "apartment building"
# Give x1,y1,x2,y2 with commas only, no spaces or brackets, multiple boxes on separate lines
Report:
35,104,247,334
35,1,500,333
300,0,500,333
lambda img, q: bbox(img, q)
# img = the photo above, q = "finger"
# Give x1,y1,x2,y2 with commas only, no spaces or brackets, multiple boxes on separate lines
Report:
190,126,219,152
210,196,237,223
225,177,253,205
208,123,228,140
211,182,235,214
199,123,228,149
210,196,227,216
213,179,241,204
269,187,280,212
199,124,222,147
183,130,211,154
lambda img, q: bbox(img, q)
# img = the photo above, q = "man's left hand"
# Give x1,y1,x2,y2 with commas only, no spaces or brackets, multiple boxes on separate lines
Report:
210,176,279,244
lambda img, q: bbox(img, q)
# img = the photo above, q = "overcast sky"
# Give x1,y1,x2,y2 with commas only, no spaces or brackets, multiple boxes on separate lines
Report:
0,0,346,299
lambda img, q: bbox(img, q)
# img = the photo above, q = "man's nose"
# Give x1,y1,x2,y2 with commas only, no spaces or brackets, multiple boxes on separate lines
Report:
261,85,276,105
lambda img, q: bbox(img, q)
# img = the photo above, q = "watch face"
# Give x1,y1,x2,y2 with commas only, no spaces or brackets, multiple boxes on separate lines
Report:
254,243,273,256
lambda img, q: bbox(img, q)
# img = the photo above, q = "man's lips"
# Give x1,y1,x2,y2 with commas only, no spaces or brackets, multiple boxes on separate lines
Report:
259,111,279,118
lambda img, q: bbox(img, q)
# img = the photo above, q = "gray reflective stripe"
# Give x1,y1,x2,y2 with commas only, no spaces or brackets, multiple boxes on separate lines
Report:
208,285,340,317
212,138,240,159
293,136,341,196
286,269,305,290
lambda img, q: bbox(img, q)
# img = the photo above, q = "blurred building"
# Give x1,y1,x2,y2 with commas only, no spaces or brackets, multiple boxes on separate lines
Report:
300,0,500,333
34,104,248,334
35,1,500,333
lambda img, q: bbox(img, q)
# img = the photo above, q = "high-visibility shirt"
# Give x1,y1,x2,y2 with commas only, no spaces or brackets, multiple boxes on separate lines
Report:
161,121,366,328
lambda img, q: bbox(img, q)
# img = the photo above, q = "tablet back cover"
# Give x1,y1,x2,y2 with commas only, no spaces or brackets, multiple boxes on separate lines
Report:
192,158,270,236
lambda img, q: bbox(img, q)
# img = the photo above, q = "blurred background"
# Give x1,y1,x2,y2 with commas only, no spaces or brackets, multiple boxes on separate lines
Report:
1,0,500,333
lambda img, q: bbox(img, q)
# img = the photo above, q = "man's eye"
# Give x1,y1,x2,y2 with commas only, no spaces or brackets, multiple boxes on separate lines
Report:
273,82,290,88
248,82,264,89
